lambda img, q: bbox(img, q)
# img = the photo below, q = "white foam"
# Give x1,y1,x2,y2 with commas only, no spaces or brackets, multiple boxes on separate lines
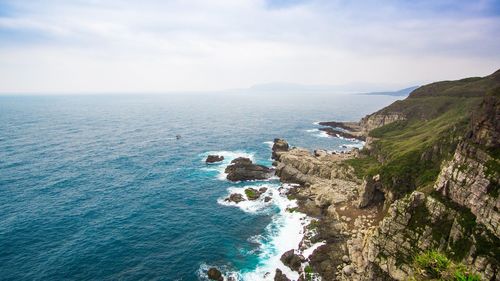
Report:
302,242,326,258
263,141,274,149
315,131,329,138
217,184,277,214
216,183,315,280
306,128,330,138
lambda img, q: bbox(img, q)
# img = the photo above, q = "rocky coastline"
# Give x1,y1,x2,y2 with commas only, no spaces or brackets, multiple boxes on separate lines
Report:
207,70,499,281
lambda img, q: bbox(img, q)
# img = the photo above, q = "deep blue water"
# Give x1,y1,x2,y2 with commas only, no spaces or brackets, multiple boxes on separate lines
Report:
0,93,400,281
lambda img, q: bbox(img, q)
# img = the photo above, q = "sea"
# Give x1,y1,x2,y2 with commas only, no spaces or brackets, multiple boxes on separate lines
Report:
0,92,401,281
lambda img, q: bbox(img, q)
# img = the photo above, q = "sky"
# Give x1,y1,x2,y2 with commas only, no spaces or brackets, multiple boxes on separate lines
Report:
0,0,499,93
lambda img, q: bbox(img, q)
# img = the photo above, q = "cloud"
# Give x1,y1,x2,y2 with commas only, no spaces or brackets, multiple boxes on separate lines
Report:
0,0,499,93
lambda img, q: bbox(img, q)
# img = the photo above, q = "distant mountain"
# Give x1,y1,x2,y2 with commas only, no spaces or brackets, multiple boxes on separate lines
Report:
358,86,420,97
243,82,419,95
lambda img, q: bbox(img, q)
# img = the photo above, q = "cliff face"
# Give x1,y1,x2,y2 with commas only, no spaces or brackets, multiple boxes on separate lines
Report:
434,95,499,237
355,192,499,280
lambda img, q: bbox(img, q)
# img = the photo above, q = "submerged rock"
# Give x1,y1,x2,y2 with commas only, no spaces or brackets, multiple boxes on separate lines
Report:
225,157,274,181
280,249,305,271
206,155,224,163
274,269,291,281
207,267,223,281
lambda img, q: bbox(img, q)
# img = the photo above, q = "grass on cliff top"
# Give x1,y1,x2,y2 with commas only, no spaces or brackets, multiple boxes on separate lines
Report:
413,250,481,281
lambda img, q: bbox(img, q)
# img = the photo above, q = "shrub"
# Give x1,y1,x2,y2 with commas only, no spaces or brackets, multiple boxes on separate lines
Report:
414,250,450,278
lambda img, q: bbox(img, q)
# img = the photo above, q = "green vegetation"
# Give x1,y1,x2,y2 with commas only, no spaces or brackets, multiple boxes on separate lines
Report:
304,265,314,281
343,156,379,179
415,250,451,278
244,189,257,198
344,72,495,198
413,250,482,281
370,101,474,196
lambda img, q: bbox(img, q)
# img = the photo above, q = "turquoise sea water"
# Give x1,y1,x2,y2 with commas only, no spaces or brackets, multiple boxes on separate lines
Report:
0,93,400,280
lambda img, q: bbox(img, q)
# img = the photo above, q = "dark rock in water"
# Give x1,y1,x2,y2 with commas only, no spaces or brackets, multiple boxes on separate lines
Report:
207,267,223,281
280,249,305,271
206,155,224,163
264,196,272,202
259,187,268,193
274,269,291,281
225,193,245,203
272,138,289,160
225,157,274,181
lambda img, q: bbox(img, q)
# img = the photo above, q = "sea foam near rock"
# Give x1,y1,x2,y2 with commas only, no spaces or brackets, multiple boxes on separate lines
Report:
217,183,323,281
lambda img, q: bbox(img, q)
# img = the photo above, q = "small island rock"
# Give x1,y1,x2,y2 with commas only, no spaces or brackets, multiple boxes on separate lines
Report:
206,155,224,163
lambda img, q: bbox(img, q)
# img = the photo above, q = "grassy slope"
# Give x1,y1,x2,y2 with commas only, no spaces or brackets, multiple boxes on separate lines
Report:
347,69,500,197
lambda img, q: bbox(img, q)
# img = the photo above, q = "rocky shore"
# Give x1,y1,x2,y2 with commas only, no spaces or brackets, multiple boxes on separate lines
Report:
269,138,383,281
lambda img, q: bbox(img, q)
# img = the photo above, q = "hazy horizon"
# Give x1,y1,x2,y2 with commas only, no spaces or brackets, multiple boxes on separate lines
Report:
1,0,499,93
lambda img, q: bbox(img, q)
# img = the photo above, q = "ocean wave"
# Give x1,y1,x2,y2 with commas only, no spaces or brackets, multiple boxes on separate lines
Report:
305,128,330,138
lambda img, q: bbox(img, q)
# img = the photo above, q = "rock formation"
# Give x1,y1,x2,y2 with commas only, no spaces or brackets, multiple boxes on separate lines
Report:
272,138,289,160
224,157,274,181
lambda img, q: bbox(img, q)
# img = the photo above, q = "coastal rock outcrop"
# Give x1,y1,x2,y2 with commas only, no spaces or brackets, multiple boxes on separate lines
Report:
206,155,224,163
357,174,386,208
224,157,274,181
272,138,289,160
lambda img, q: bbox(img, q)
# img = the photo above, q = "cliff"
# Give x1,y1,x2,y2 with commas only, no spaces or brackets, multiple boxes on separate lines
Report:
273,69,500,281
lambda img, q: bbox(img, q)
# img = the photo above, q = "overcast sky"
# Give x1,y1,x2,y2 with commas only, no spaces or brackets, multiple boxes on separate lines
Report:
0,0,499,93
